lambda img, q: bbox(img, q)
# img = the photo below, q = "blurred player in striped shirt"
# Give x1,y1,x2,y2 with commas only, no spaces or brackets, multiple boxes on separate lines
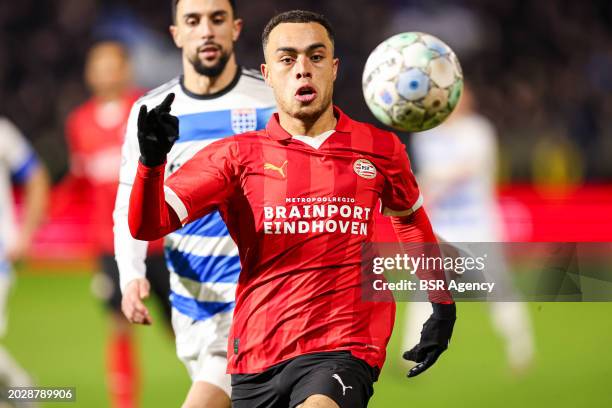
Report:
0,118,49,394
127,10,457,408
114,1,275,407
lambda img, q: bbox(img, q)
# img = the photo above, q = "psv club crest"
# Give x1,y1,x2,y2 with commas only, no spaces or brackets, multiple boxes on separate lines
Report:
231,108,258,134
353,158,377,179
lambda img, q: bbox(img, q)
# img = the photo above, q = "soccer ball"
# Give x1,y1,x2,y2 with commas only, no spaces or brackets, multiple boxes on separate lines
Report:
362,32,463,132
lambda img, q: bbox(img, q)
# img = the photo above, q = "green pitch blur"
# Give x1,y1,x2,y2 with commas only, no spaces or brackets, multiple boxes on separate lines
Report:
4,267,612,407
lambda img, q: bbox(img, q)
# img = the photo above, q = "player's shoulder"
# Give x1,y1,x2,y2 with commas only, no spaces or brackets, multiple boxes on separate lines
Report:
66,97,96,122
0,117,30,159
0,116,13,132
240,67,265,83
464,114,495,135
360,120,396,139
348,115,401,154
135,76,181,106
457,114,497,147
0,116,24,142
222,129,268,148
234,129,267,140
204,129,266,144
236,67,275,100
218,129,268,151
0,117,13,150
189,130,266,163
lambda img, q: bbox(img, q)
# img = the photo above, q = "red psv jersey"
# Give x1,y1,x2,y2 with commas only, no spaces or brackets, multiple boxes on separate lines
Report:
165,107,422,373
66,91,141,254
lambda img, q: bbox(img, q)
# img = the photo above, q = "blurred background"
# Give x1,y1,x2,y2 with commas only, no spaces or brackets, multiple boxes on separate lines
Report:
2,0,612,182
1,0,611,407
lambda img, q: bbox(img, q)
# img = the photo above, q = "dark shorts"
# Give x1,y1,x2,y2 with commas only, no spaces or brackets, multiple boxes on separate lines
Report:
231,351,378,408
99,253,171,324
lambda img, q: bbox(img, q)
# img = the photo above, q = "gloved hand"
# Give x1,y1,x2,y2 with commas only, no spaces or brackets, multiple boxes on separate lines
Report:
137,93,179,167
404,302,456,378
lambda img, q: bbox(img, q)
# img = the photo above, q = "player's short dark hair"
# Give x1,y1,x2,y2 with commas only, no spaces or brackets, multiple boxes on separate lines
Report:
171,0,237,23
261,10,335,52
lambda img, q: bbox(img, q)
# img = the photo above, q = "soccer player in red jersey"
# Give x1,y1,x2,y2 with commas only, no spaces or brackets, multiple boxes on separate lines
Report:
128,10,456,408
64,41,170,408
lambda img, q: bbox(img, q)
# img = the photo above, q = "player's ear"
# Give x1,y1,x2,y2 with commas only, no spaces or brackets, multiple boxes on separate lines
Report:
169,24,182,48
332,57,339,81
232,18,243,42
261,63,271,86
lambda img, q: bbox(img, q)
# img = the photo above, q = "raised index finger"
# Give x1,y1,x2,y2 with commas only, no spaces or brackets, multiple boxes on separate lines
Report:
158,93,175,113
138,105,148,129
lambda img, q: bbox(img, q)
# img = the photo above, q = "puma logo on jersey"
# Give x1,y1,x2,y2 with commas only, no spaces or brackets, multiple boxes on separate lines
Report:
332,374,353,396
264,160,288,178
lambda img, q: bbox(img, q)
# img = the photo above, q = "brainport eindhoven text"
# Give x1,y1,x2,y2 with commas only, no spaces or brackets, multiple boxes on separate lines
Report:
263,197,371,236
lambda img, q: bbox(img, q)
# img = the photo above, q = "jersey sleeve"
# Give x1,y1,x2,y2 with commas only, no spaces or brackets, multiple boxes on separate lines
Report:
0,118,39,184
113,101,150,293
390,208,453,303
380,134,423,216
164,138,240,225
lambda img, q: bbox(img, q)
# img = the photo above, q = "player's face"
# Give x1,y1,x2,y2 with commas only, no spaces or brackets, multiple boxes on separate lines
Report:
85,42,131,98
261,22,339,122
170,0,242,77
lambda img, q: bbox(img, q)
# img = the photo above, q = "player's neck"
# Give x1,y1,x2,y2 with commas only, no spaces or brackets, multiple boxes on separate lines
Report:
279,105,337,137
94,89,125,103
183,55,238,95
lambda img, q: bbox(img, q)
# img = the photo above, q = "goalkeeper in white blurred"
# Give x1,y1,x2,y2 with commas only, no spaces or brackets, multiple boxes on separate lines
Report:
0,117,50,393
403,85,534,373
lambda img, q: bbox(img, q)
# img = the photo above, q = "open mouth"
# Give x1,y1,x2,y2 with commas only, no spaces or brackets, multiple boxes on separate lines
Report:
295,85,317,103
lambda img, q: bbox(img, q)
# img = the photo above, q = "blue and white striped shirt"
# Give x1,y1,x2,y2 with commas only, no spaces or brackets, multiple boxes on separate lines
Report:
114,68,275,320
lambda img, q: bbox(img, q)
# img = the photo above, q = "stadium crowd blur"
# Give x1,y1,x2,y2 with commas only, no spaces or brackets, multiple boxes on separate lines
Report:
1,0,611,183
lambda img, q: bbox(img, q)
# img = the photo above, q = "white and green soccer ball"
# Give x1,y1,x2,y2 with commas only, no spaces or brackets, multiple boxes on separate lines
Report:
362,32,463,132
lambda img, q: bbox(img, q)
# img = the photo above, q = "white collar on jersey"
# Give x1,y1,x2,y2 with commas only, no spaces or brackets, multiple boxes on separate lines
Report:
292,130,335,149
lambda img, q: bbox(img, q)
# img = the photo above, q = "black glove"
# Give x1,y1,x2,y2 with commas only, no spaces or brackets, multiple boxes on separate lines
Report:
137,93,179,167
404,302,456,378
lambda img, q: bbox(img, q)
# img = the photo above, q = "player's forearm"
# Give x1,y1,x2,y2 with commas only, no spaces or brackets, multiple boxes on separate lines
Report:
114,183,149,293
128,161,181,241
390,207,453,304
21,165,50,241
115,247,149,293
